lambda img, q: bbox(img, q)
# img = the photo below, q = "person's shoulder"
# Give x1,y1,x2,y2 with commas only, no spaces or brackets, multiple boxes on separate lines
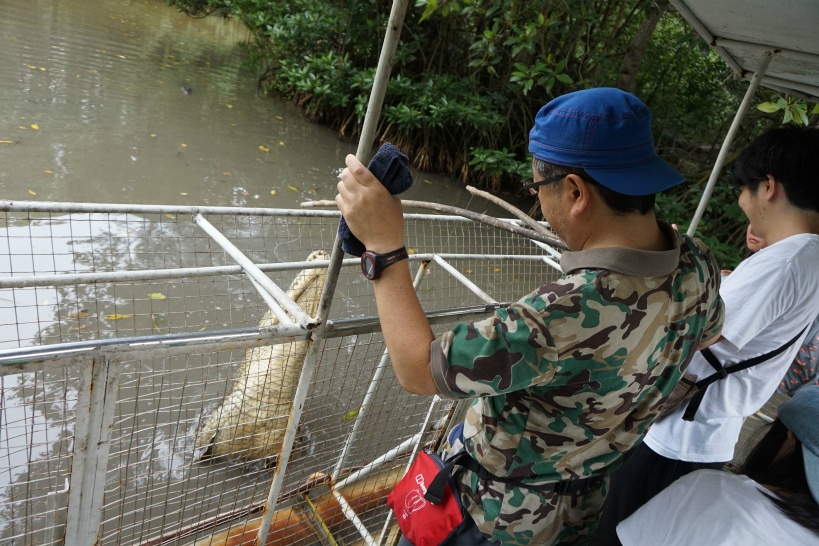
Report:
676,468,736,486
680,234,721,269
763,233,819,261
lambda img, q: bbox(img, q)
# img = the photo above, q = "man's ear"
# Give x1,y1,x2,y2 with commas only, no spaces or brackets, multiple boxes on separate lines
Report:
762,174,779,202
565,174,592,218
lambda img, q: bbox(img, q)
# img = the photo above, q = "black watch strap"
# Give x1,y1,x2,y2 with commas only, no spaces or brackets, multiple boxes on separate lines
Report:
361,246,409,280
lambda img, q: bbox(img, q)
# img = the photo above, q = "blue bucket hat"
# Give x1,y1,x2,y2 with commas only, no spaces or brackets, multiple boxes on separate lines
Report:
778,384,819,503
528,88,685,196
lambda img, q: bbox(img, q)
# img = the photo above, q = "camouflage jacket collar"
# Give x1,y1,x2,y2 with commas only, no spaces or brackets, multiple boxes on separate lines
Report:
560,221,682,277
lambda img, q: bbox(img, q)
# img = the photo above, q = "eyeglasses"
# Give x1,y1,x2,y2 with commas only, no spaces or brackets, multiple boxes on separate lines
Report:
521,174,565,196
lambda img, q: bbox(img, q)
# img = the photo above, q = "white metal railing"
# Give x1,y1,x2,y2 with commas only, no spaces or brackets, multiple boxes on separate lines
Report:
0,202,562,546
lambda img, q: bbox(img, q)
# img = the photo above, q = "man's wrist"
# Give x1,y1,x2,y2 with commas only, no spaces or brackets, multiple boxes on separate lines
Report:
360,246,409,280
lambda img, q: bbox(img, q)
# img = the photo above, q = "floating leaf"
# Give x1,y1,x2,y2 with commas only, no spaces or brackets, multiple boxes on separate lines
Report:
30,124,39,130
279,141,285,146
105,314,132,320
275,116,284,120
26,64,37,69
165,214,175,219
494,267,501,272
342,409,360,421
221,171,230,176
147,292,167,299
226,104,233,109
68,310,89,319
27,189,36,195
150,133,157,138
424,179,432,184
180,143,187,148
270,189,277,196
287,185,298,192
0,140,14,144
180,192,188,196
151,314,165,333
466,269,473,274
258,145,269,152
44,169,53,174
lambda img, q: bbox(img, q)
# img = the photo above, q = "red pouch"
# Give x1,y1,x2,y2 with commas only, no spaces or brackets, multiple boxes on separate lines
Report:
387,450,464,546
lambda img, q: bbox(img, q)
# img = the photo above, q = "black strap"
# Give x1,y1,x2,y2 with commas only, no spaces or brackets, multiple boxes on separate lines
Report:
424,451,603,504
682,326,808,421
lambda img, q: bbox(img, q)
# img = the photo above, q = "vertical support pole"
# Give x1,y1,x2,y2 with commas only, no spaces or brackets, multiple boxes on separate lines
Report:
686,53,773,237
256,2,409,543
355,0,410,162
64,357,121,546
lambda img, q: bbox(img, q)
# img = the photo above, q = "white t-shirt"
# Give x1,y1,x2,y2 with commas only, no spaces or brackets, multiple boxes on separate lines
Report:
646,234,819,462
617,470,819,546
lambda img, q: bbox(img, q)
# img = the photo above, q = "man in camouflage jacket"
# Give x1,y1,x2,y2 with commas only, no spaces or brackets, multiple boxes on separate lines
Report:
336,88,724,545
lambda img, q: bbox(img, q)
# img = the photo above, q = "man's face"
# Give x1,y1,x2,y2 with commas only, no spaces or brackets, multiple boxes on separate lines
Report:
531,166,569,244
737,182,764,228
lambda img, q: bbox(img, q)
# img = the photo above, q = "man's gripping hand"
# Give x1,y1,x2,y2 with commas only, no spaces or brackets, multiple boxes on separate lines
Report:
336,154,405,254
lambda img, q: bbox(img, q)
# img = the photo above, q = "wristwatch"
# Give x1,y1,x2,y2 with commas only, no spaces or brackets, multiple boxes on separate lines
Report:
360,247,409,280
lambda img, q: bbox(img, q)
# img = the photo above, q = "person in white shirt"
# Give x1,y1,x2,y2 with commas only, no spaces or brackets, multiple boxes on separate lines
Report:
591,124,819,544
617,384,819,545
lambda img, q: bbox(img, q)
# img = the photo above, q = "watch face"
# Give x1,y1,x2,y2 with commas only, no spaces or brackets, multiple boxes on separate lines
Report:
361,253,377,279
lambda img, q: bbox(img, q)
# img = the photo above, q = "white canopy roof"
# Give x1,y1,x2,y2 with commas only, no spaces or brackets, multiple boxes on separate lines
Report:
672,0,819,100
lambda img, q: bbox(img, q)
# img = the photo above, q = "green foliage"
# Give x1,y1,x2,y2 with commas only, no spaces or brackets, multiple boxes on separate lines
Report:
468,147,529,189
757,94,818,126
169,0,771,258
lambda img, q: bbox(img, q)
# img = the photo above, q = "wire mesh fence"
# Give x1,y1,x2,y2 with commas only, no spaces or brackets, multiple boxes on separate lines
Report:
0,203,562,546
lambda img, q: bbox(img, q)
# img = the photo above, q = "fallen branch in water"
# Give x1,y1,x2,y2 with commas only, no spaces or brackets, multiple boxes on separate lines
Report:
301,199,568,250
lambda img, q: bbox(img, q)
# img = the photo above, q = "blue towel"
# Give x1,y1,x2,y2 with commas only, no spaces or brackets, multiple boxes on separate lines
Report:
338,142,414,256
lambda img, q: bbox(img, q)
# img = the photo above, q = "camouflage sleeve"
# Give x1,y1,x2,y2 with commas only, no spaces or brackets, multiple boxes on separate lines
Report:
429,295,562,399
690,236,724,344
701,296,724,344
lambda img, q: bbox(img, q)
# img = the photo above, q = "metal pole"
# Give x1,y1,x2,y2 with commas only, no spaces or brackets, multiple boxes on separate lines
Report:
687,53,773,237
194,213,317,328
255,4,409,538
63,357,121,546
355,0,410,162
433,255,497,304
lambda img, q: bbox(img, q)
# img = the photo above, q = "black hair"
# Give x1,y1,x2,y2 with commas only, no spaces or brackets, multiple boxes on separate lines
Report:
729,125,819,212
741,419,819,534
532,158,655,215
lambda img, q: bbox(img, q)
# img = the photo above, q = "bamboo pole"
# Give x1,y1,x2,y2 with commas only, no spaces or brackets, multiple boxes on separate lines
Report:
686,53,773,236
255,1,411,544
